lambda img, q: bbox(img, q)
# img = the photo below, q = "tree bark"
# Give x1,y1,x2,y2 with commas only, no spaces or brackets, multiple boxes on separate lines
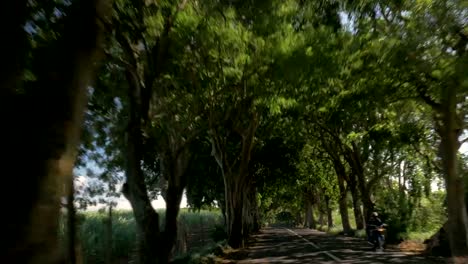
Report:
317,193,324,226
337,176,351,234
439,85,468,261
251,187,261,233
332,161,351,233
161,145,191,262
348,175,365,230
325,195,334,230
242,184,260,236
122,67,162,264
305,201,311,228
351,193,365,230
224,176,245,248
220,166,256,248
345,147,374,220
305,197,316,229
318,209,325,227
210,111,259,248
321,135,351,233
122,160,161,264
163,184,184,261
0,1,108,263
242,197,253,239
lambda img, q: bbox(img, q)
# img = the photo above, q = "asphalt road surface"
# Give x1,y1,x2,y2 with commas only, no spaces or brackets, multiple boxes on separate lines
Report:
235,227,446,264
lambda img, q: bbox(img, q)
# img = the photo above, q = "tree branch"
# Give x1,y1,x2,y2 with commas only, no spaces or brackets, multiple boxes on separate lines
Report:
411,144,442,173
460,137,468,145
416,83,442,111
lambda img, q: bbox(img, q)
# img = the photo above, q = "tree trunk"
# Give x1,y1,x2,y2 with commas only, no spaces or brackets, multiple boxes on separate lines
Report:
351,192,365,229
318,210,324,227
360,192,374,221
159,143,191,262
439,86,468,261
1,1,107,262
337,176,351,234
333,161,352,234
325,195,333,230
123,147,161,264
349,176,365,230
346,146,374,221
242,185,260,235
353,166,374,220
122,177,161,264
242,198,252,239
250,187,261,233
328,154,352,234
163,184,184,262
305,198,316,229
123,67,162,264
252,204,261,232
67,178,77,264
210,112,259,248
219,199,227,227
225,177,244,248
310,204,317,229
317,193,324,226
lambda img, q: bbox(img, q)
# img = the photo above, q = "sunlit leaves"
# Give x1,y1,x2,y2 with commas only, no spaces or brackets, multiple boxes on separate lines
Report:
144,14,164,38
256,97,298,115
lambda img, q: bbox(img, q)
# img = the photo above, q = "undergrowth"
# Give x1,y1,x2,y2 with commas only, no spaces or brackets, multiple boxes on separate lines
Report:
61,209,224,264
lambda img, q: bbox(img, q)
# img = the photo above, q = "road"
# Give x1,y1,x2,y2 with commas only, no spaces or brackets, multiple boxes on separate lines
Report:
233,227,445,264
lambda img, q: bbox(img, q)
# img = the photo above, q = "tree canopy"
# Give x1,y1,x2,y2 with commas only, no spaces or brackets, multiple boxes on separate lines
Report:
3,0,468,263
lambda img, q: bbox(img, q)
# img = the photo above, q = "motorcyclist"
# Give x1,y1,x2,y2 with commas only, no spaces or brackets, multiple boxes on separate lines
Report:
366,212,384,250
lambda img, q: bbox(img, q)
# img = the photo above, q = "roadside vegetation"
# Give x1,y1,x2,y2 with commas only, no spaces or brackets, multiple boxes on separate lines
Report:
60,209,224,264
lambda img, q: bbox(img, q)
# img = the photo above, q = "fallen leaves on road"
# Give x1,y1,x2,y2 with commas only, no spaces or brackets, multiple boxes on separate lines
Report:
398,241,427,253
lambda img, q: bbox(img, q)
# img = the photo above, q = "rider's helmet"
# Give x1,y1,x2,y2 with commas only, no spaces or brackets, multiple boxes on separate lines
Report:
372,212,378,217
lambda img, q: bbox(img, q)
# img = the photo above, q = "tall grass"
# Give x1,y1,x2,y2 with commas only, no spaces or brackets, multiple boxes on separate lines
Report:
177,208,224,229
62,209,223,264
76,211,136,264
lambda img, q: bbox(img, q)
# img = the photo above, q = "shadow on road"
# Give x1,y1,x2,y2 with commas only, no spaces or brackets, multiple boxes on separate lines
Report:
230,228,446,264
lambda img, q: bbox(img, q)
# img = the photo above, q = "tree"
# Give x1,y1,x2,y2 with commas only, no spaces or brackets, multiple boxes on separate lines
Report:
0,0,109,262
185,137,226,217
84,0,210,262
343,0,468,259
187,1,305,246
296,143,339,230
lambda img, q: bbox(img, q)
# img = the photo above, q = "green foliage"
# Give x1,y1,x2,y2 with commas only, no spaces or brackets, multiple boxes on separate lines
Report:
409,192,447,233
63,210,223,264
76,211,136,264
185,139,224,210
70,0,464,255
376,191,446,243
177,209,224,229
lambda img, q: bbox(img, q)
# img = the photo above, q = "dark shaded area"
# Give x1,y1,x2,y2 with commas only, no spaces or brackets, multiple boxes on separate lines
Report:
231,228,445,264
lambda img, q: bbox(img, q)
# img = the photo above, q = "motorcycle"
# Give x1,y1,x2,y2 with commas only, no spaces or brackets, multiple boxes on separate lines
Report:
368,224,387,252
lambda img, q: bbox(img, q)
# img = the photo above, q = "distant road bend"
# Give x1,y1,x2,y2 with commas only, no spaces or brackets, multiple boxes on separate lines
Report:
235,227,444,264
